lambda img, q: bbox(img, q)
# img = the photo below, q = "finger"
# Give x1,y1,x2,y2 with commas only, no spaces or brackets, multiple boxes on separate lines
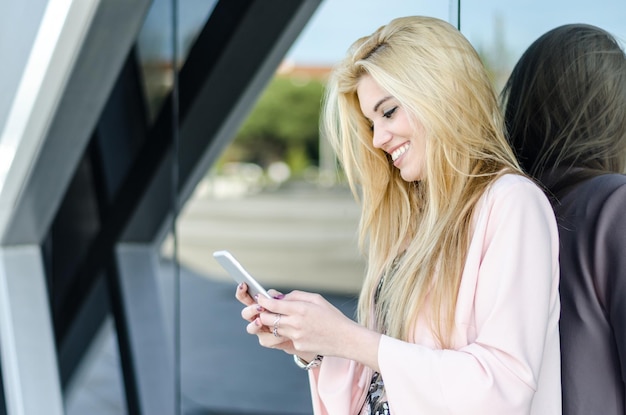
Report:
235,283,255,305
246,317,267,335
267,289,284,299
257,311,290,339
256,295,295,315
256,292,316,316
258,335,292,350
241,303,263,322
283,290,324,304
255,307,283,328
246,318,288,345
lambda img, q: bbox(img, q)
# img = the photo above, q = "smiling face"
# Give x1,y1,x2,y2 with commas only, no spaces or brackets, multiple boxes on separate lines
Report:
357,74,428,182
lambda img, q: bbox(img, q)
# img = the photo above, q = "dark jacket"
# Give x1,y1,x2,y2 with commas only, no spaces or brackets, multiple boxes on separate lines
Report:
549,172,626,415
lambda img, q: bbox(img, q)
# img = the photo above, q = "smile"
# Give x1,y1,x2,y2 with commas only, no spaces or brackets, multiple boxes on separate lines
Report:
391,143,410,162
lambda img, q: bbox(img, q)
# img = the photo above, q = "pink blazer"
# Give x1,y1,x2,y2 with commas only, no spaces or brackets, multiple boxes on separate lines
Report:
308,174,561,414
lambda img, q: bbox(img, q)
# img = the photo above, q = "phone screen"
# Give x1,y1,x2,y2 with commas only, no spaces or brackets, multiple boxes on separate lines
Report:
213,250,272,299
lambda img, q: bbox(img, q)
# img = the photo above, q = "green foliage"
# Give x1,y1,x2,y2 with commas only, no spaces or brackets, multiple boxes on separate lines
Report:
231,76,325,174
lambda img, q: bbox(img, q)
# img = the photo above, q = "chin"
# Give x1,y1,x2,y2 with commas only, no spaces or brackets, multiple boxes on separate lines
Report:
399,170,419,182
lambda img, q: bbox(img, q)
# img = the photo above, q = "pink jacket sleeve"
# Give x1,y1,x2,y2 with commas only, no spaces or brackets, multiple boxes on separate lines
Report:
308,357,372,414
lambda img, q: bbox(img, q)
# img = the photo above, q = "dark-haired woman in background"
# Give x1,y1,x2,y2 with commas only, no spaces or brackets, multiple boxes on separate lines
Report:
502,23,626,415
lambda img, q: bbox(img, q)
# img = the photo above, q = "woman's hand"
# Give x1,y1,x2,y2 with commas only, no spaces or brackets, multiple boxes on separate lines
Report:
234,281,257,307
263,290,382,370
236,284,381,370
254,290,355,357
237,283,302,356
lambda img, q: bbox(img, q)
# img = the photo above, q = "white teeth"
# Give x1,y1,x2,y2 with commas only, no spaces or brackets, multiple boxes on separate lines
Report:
391,143,410,162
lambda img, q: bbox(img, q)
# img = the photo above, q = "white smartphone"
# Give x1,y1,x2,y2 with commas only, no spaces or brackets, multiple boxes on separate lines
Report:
213,250,272,299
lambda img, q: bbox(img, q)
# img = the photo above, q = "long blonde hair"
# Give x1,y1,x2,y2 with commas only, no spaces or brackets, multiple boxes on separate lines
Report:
322,16,521,347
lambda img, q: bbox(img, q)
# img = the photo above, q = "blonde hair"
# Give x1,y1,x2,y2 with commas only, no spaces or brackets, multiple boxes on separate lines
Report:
322,16,521,347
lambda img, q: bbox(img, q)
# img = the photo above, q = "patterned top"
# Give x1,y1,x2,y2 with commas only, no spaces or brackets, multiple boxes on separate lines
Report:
362,372,391,414
361,258,401,414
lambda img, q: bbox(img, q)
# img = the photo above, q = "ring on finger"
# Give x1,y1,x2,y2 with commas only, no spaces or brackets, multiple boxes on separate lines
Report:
272,313,282,337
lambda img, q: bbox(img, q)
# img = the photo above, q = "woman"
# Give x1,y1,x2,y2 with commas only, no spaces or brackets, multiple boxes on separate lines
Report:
237,16,561,414
502,23,626,415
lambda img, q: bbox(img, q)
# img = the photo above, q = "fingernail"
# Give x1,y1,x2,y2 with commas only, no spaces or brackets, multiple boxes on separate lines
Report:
256,305,264,312
254,294,259,302
273,294,285,299
254,318,261,327
238,283,245,290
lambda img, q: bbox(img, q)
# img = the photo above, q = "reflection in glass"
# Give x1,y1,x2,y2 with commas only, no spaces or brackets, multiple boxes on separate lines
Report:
136,0,218,121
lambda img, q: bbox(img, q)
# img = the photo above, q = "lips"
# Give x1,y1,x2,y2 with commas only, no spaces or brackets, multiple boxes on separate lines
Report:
391,143,410,162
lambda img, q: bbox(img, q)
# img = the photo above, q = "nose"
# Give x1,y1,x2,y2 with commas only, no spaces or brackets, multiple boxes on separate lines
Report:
372,125,391,149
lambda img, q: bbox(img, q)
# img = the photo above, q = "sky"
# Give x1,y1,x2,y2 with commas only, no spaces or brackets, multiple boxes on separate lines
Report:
139,0,626,75
284,0,626,69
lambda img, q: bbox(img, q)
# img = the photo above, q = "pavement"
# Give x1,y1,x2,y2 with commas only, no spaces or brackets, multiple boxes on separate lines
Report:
64,182,364,415
164,179,366,294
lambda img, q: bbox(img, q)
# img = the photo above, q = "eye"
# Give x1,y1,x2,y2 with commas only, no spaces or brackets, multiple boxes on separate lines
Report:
383,106,398,119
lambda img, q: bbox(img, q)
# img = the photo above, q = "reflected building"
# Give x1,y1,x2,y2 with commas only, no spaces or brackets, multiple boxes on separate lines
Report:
0,0,321,413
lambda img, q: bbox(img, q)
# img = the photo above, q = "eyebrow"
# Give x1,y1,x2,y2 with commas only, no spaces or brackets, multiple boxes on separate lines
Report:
373,96,393,113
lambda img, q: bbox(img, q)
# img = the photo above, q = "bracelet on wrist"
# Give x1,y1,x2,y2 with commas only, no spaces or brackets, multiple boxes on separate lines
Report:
293,354,323,370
